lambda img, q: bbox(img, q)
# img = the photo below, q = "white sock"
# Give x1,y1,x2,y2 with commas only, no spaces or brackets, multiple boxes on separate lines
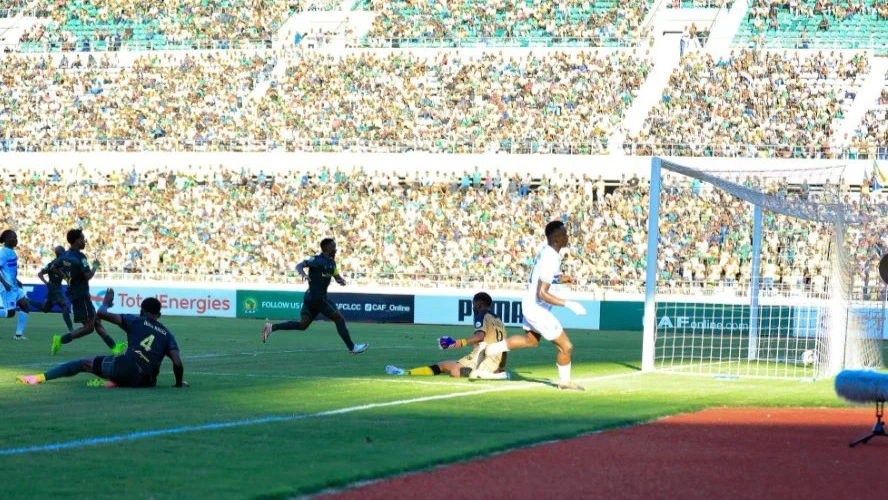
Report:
16,311,28,336
557,362,571,384
485,340,509,357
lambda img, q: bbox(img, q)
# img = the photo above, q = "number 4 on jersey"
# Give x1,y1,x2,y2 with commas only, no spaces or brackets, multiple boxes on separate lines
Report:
140,334,155,351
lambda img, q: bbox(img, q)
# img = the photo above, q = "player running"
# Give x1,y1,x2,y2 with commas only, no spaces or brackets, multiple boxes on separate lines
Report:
474,220,587,391
385,292,508,379
50,229,124,355
261,238,368,354
37,245,74,332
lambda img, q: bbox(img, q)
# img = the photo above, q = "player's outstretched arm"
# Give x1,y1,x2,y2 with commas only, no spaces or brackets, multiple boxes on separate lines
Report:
438,331,484,349
96,288,125,326
168,349,188,387
537,281,585,315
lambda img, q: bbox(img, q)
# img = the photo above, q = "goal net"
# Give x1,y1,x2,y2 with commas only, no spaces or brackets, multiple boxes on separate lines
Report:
641,158,885,379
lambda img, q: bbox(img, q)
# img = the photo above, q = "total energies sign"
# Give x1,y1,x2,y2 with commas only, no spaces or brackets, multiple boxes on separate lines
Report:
90,287,235,318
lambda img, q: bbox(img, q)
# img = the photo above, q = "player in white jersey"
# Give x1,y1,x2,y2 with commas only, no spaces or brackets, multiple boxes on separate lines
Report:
473,220,587,390
0,230,31,339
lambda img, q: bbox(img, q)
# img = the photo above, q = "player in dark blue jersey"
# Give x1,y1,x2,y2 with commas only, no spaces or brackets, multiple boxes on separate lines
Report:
37,245,74,332
261,238,367,354
49,229,122,356
385,292,509,378
16,288,186,388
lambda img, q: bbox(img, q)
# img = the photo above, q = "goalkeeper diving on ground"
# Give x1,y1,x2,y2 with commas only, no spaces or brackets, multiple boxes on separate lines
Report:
385,292,509,379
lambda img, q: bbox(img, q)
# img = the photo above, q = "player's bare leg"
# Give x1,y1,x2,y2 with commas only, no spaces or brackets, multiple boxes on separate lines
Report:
95,319,124,353
263,314,314,343
327,311,367,354
508,330,542,350
551,331,583,391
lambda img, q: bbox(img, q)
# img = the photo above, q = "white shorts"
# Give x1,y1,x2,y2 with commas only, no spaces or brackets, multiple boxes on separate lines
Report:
521,303,564,341
2,287,26,310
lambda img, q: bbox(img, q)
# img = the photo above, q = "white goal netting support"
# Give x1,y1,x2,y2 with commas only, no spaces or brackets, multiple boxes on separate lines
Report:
641,157,885,379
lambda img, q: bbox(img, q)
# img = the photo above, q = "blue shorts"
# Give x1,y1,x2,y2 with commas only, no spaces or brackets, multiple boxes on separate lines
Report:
302,298,340,320
71,297,96,323
93,356,156,388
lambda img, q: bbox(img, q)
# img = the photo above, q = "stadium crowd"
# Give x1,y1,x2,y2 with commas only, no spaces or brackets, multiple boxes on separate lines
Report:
0,50,650,154
626,50,870,158
363,0,653,45
0,0,27,17
19,0,293,48
850,107,888,159
2,164,884,296
260,50,650,154
1,47,884,157
745,0,885,28
0,52,277,150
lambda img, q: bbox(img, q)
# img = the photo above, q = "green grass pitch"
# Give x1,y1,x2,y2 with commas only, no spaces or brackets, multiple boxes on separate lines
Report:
0,315,870,499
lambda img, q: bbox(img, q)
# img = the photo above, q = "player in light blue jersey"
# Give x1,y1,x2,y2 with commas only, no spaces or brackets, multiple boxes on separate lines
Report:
0,230,31,340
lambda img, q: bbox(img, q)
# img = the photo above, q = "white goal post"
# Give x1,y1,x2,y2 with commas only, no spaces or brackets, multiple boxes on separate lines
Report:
641,157,884,379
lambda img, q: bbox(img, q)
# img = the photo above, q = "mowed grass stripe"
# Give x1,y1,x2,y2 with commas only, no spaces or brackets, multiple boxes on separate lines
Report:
0,371,642,456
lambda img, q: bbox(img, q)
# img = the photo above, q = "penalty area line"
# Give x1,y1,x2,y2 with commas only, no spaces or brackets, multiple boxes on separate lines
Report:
0,372,641,456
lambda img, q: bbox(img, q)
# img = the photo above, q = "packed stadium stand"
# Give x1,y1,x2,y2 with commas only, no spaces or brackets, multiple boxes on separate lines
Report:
734,0,888,54
15,0,291,51
1,0,886,292
0,49,650,153
626,50,870,157
361,0,654,47
1,163,885,298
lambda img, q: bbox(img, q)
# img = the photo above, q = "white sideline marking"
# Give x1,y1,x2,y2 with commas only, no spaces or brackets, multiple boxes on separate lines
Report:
1,372,641,456
189,371,482,388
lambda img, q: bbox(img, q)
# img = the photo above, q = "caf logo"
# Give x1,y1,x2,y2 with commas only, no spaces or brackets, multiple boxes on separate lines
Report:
243,298,258,313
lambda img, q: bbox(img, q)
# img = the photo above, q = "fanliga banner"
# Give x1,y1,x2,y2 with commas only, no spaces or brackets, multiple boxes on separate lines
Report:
235,290,414,323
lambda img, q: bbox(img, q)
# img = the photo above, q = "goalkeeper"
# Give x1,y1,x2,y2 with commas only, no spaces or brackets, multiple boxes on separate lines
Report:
385,292,509,379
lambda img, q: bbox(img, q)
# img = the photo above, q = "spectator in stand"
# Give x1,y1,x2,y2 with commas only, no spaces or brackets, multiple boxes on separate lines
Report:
3,164,884,299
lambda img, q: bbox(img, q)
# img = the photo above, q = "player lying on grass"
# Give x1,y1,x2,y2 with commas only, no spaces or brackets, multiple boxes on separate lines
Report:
17,288,187,388
386,292,509,379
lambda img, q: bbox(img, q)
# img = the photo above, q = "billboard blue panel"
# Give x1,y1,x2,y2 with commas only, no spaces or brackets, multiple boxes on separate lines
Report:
328,293,414,323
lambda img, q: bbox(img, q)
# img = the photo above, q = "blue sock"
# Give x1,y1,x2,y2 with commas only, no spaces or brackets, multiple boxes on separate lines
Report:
45,360,84,381
15,311,28,336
